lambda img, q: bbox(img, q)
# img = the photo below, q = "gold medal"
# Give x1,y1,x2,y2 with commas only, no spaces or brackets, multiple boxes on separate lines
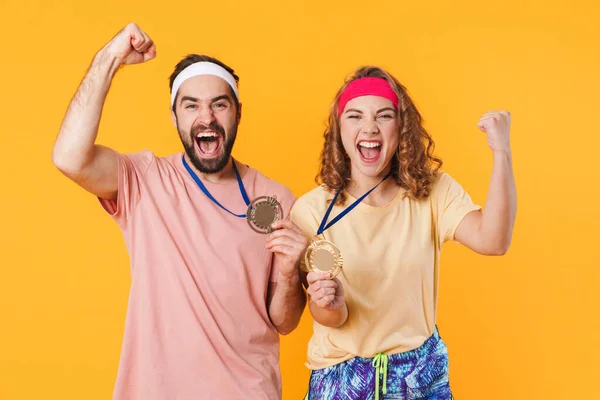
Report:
305,236,343,278
246,195,284,234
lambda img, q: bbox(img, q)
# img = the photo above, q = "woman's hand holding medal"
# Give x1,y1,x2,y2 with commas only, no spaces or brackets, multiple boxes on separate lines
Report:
306,272,345,310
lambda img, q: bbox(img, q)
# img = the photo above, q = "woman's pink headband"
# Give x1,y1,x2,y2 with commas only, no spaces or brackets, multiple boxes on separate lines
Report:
338,77,399,117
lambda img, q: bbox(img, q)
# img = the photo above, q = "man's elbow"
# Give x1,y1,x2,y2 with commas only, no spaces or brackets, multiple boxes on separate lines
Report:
52,144,95,182
52,146,81,177
275,325,295,336
272,302,306,335
274,318,302,336
52,145,69,172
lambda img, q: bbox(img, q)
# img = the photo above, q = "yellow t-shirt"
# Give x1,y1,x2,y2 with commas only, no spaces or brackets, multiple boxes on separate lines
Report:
290,172,481,370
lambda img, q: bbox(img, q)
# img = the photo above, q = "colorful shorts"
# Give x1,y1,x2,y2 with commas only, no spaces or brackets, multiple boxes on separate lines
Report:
304,327,453,400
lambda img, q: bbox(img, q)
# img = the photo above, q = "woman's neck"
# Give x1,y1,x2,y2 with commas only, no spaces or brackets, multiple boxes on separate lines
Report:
346,166,400,207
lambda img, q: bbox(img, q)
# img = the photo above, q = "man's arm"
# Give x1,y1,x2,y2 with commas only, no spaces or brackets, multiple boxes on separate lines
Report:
52,23,156,200
266,219,307,335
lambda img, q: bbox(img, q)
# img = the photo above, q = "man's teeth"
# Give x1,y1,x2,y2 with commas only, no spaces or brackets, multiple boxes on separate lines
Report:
196,132,219,138
358,142,381,148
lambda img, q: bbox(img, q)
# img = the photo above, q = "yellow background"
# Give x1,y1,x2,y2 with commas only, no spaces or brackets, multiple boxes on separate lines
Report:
1,0,599,399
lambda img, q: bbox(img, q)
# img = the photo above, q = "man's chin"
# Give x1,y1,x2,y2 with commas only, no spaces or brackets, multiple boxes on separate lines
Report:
189,151,229,174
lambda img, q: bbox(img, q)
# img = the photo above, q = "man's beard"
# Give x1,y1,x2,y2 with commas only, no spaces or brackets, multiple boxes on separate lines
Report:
179,120,238,174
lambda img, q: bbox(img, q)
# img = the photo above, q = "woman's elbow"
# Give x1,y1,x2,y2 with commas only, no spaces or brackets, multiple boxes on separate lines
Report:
484,237,512,256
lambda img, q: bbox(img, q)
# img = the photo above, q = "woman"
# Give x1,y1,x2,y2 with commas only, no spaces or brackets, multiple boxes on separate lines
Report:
290,66,516,399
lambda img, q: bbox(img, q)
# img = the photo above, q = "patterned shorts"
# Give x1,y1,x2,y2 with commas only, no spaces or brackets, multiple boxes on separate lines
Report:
304,327,453,400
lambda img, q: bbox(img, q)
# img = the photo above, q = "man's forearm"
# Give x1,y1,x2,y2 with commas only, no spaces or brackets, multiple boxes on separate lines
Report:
268,272,306,335
53,50,120,173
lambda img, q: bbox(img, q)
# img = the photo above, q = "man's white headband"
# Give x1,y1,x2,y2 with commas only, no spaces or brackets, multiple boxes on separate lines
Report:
170,62,239,107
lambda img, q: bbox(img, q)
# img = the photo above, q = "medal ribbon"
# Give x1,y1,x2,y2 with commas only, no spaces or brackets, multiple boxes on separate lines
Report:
317,173,391,235
182,155,251,218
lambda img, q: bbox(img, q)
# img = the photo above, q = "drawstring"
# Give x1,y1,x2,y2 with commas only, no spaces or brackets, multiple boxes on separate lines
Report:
372,353,389,400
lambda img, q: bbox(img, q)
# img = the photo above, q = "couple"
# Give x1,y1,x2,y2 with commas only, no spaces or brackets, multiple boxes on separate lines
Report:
52,23,516,400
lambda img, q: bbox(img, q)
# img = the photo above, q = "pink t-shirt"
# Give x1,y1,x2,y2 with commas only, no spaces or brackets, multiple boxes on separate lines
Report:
99,151,295,400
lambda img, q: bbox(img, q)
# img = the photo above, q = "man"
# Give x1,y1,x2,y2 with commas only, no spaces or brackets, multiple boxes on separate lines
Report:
52,22,307,400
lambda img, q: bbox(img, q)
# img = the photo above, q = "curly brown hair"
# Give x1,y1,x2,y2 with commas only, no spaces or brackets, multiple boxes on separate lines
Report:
317,66,443,204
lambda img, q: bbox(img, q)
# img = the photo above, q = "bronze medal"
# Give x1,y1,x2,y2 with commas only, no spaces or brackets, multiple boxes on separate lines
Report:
246,195,284,234
305,236,343,278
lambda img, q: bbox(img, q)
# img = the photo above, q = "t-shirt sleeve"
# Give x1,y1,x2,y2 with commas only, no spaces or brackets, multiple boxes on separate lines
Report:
435,172,482,243
269,188,298,282
98,150,155,227
290,196,321,273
